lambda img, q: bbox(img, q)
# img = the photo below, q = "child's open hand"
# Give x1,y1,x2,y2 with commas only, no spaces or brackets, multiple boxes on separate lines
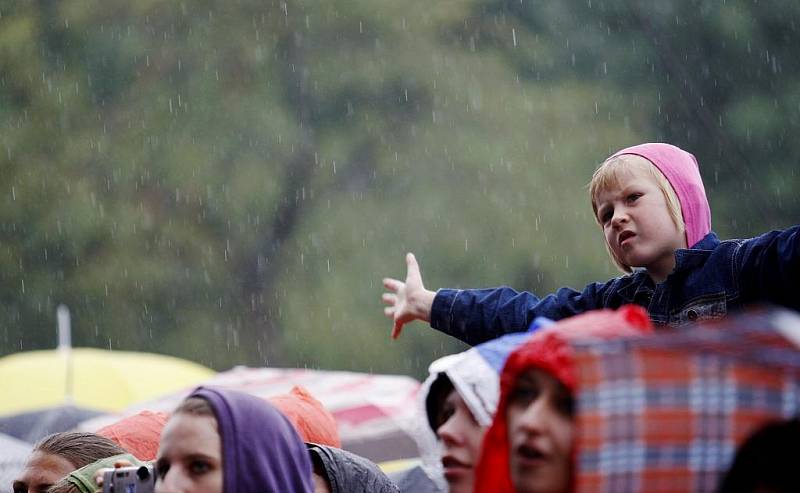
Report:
382,253,436,339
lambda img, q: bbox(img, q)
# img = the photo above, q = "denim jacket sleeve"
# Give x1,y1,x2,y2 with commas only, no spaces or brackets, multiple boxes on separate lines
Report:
736,225,800,310
429,282,609,346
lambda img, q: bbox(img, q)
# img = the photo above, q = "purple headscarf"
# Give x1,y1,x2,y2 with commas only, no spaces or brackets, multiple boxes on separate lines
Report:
609,143,712,248
190,387,314,493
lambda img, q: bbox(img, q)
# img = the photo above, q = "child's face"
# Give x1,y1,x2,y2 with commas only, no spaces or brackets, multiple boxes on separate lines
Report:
435,389,485,493
506,368,574,493
594,158,687,282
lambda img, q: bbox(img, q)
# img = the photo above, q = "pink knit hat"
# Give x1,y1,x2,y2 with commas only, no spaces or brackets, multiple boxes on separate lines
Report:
609,143,712,248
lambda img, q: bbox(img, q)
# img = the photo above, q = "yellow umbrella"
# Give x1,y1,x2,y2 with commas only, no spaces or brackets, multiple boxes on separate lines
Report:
0,348,215,416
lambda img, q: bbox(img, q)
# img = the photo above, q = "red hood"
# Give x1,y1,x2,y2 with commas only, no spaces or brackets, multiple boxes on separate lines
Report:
97,410,170,461
268,385,341,448
473,306,653,493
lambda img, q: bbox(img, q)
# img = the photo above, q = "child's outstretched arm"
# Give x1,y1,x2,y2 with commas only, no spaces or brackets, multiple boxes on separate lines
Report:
737,225,800,310
383,256,616,346
430,284,609,345
382,253,437,339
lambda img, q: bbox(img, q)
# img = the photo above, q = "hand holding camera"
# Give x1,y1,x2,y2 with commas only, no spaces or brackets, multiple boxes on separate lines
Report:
100,465,155,493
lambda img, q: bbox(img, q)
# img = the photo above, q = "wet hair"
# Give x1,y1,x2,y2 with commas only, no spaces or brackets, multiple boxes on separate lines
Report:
717,418,800,493
425,373,455,432
46,480,78,493
173,395,216,417
589,155,685,273
33,432,126,470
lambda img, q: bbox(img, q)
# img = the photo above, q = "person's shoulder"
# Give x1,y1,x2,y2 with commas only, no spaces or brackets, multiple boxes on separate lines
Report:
572,271,647,307
714,226,799,254
307,443,399,493
389,465,442,492
594,270,646,289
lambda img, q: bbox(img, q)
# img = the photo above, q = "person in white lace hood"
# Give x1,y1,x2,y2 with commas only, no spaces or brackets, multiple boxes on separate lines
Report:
403,319,550,493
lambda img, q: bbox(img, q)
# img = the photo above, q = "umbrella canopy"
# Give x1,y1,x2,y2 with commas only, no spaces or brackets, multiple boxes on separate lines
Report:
0,405,107,444
81,366,421,463
0,348,215,416
0,432,31,493
572,306,800,493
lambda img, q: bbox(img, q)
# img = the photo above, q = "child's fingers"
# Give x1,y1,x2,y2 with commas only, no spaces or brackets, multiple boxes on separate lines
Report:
392,319,404,339
382,277,403,292
381,293,397,306
384,307,394,318
405,253,422,284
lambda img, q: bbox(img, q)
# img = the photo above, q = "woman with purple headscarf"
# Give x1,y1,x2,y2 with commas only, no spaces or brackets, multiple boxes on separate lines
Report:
155,386,313,493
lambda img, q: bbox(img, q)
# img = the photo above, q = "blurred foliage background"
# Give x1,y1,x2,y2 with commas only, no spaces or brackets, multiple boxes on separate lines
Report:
1,0,798,378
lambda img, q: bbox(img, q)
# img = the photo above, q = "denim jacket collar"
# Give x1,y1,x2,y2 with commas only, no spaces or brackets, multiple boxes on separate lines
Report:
615,271,651,304
615,232,721,303
673,232,720,273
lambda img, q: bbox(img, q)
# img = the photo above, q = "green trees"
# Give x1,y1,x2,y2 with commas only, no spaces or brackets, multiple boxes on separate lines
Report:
1,1,797,376
469,0,800,230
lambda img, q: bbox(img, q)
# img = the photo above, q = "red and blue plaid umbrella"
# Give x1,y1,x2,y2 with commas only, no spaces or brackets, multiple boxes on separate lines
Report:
573,306,800,493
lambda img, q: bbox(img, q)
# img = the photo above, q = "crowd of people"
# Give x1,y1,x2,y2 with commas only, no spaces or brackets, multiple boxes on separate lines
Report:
13,386,398,493
11,142,800,492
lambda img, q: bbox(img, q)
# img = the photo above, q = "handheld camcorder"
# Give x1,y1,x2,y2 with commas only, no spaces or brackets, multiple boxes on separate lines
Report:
101,465,156,493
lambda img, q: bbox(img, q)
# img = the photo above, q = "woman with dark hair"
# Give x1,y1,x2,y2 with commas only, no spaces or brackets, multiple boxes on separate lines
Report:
155,387,313,493
396,328,538,492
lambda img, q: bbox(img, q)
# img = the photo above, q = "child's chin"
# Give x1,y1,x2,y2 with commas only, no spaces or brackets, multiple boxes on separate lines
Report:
623,251,650,267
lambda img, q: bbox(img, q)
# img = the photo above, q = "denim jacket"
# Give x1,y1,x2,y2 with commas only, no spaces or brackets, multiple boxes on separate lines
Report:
430,226,800,346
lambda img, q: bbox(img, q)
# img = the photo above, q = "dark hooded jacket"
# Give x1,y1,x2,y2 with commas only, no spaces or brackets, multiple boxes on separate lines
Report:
307,443,399,493
191,387,314,493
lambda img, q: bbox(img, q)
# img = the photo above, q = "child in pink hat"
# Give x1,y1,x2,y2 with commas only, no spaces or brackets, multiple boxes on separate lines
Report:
383,143,799,344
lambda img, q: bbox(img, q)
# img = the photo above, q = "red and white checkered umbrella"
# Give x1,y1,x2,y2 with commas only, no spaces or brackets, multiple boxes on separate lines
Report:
80,366,421,463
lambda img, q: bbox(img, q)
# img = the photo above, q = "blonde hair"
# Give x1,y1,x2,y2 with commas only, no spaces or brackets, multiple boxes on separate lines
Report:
588,155,685,273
